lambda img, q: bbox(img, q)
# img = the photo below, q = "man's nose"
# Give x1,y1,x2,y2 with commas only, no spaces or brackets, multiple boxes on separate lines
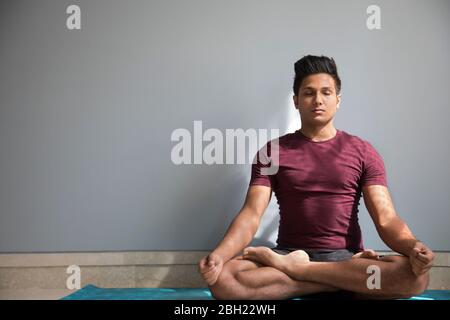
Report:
313,93,323,105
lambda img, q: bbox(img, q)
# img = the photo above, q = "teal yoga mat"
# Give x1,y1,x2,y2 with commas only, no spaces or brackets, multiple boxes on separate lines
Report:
61,285,450,300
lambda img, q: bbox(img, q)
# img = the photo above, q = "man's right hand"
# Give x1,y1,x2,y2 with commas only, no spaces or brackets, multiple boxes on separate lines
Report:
198,252,224,286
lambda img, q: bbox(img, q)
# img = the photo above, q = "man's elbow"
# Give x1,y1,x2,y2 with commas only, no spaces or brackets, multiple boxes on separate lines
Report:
375,214,403,235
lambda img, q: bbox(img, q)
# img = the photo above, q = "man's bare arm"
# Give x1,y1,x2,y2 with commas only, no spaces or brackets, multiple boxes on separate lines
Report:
212,185,272,263
362,185,418,256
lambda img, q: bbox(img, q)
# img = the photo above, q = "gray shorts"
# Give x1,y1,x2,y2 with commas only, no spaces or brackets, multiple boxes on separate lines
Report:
271,246,356,262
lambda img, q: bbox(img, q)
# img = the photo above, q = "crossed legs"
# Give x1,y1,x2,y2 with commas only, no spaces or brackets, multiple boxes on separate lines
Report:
208,255,339,300
209,247,429,300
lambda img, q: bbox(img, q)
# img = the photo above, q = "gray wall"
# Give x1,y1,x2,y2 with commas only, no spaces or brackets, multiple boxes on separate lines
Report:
0,0,449,252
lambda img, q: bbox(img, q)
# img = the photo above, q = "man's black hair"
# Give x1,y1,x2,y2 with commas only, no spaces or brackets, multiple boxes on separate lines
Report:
293,55,341,96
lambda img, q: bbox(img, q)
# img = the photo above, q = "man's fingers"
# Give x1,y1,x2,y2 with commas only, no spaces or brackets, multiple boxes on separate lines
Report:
411,260,432,276
422,251,435,261
417,255,434,268
205,272,215,283
411,258,423,273
204,271,220,286
198,258,215,274
417,254,434,268
199,264,209,274
199,257,209,267
199,256,215,270
411,262,420,274
414,258,425,270
416,252,430,264
421,262,434,270
411,249,431,265
200,264,216,275
411,244,434,275
412,263,425,276
414,256,428,266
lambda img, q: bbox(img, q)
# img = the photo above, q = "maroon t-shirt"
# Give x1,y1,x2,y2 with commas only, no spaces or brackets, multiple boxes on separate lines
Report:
249,129,387,252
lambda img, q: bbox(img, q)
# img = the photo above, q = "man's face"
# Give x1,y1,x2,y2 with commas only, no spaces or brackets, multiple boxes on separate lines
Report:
293,73,341,126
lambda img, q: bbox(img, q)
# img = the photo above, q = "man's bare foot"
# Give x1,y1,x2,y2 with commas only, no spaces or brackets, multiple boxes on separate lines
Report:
352,249,379,260
243,247,310,275
242,247,285,269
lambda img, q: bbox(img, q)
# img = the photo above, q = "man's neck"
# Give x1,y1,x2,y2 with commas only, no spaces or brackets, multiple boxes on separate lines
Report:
299,125,337,142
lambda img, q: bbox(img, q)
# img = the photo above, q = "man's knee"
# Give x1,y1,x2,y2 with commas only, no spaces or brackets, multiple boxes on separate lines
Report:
383,255,430,298
408,272,430,297
209,259,255,300
209,269,234,300
391,272,429,299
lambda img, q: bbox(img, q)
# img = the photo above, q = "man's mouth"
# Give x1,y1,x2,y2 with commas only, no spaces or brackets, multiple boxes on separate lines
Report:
312,109,325,113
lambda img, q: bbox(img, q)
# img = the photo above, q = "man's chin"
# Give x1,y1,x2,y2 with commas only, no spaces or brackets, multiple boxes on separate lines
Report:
304,118,332,126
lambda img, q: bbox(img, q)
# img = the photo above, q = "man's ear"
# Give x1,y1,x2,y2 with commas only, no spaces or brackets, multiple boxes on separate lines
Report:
293,95,299,109
336,94,341,109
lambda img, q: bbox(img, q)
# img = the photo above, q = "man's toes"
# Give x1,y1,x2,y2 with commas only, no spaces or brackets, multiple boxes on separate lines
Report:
352,249,379,260
243,247,262,259
244,246,268,255
352,252,363,259
365,249,379,259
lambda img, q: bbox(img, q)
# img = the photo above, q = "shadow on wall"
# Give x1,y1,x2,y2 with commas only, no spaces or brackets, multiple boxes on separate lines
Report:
250,93,299,248
154,94,297,287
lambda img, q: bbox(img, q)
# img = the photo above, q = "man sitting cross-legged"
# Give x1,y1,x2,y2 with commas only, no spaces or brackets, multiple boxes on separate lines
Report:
198,55,434,300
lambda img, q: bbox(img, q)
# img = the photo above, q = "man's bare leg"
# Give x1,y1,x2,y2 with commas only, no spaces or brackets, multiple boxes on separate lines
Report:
209,255,340,300
243,247,429,299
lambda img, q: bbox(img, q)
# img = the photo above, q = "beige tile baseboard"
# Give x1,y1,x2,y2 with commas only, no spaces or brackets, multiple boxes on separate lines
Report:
0,251,207,291
0,251,449,291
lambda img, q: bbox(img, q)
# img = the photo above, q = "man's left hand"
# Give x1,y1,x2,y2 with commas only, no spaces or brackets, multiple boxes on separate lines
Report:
409,241,434,276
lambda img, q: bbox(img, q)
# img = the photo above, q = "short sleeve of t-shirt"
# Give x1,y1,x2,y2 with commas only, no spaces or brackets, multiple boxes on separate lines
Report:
361,142,388,187
249,143,275,188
